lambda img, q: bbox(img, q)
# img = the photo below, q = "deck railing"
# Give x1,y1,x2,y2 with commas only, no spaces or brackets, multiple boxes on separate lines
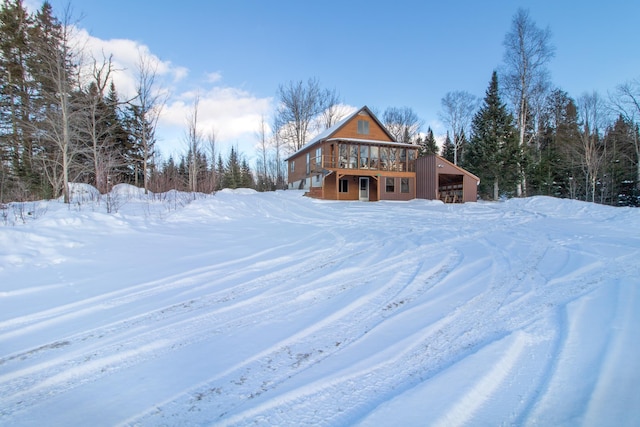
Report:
314,155,415,173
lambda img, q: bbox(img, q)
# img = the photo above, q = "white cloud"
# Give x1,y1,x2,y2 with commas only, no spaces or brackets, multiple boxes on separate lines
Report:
75,29,187,100
206,71,223,83
69,30,273,159
159,86,273,157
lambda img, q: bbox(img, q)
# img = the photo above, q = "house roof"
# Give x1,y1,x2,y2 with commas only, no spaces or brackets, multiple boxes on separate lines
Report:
285,106,397,161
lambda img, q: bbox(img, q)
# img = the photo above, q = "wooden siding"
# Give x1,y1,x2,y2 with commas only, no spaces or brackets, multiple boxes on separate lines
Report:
379,176,415,201
287,151,307,184
336,175,359,200
324,173,337,200
332,112,393,142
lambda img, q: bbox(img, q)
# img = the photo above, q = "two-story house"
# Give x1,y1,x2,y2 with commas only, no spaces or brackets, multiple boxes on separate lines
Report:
286,106,479,203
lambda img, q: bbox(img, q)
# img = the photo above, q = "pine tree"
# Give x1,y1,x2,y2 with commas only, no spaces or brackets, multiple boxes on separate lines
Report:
222,147,241,189
417,127,438,157
465,71,519,200
215,154,224,191
441,131,455,163
240,159,254,188
0,0,40,199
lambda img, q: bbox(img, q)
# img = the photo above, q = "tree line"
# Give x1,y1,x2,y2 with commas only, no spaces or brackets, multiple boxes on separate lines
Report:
0,0,255,204
1,3,638,206
439,9,640,205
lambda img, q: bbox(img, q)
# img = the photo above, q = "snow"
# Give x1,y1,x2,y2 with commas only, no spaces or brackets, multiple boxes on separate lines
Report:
1,186,639,426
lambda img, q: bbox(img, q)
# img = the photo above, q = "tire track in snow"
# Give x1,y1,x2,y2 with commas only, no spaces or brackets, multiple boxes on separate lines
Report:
197,228,635,426
2,222,450,419
122,238,465,425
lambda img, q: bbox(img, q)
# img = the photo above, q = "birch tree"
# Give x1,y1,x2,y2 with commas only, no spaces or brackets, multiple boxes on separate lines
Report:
30,4,80,203
440,91,477,165
79,54,118,193
185,94,202,194
502,8,554,196
576,92,606,202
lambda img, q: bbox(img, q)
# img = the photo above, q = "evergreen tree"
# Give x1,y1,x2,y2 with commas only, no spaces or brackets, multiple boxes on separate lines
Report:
417,127,438,157
215,154,224,191
240,159,254,188
465,71,519,199
441,131,455,163
0,0,36,200
531,89,581,198
104,82,131,185
604,115,638,205
222,147,241,189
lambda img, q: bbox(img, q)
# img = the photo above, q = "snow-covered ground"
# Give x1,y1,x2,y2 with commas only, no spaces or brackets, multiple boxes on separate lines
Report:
1,186,639,426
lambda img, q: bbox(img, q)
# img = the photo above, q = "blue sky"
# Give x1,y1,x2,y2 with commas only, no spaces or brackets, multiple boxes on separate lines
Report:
36,0,640,160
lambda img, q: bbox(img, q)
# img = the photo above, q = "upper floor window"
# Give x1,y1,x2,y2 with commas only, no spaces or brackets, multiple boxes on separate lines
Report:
357,120,369,135
306,152,310,174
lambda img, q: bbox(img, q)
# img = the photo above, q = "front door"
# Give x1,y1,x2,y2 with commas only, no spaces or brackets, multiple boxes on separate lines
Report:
359,177,369,201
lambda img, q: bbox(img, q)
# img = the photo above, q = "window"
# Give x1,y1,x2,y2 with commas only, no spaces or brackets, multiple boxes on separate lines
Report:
315,147,322,167
357,120,369,135
306,152,310,174
349,145,358,169
385,177,395,192
408,149,416,171
339,144,348,168
370,146,379,169
380,147,389,170
389,148,397,170
399,149,406,171
359,145,369,168
401,178,409,193
291,160,295,172
339,179,349,193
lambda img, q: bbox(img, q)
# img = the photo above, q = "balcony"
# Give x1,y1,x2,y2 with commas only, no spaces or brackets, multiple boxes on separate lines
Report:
316,154,415,173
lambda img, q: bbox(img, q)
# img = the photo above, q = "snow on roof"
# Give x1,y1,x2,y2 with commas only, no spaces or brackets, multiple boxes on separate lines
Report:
285,108,361,161
285,106,399,160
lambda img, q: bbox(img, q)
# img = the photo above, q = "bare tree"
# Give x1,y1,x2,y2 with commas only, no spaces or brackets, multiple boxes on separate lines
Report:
274,78,338,153
78,53,119,193
440,91,477,165
272,115,286,188
502,8,555,196
317,88,344,130
131,50,166,194
255,115,270,186
383,106,424,143
184,94,203,194
611,79,640,190
576,92,606,202
206,128,217,192
31,4,82,203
